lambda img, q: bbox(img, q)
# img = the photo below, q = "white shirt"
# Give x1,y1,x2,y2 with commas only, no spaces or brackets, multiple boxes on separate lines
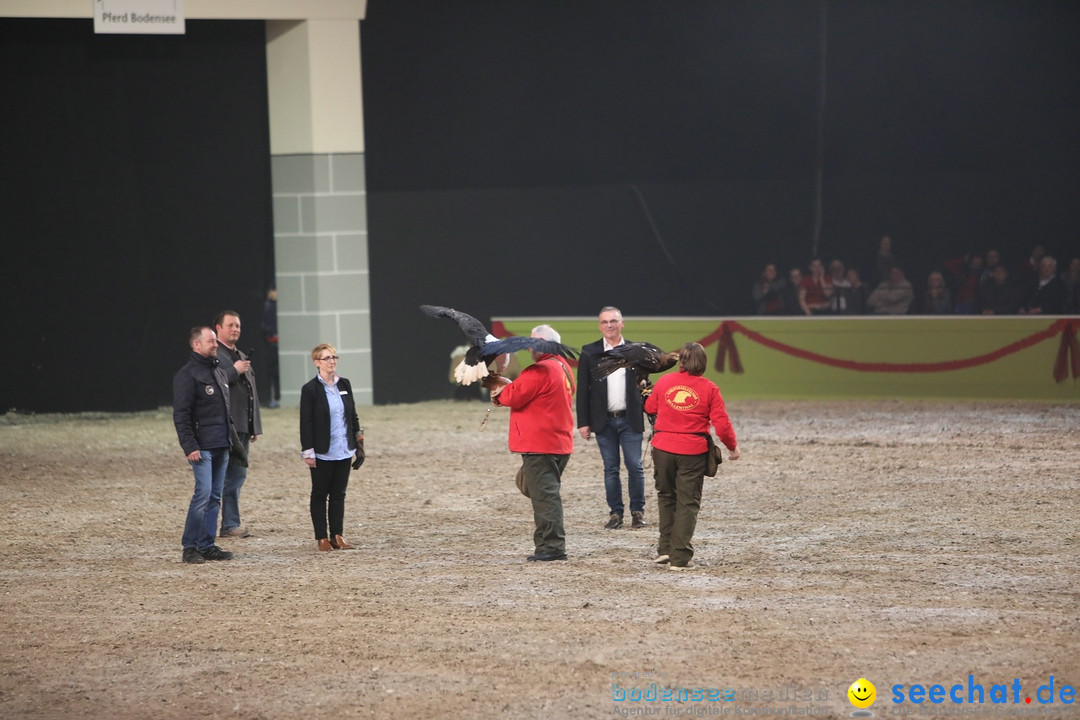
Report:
603,338,627,412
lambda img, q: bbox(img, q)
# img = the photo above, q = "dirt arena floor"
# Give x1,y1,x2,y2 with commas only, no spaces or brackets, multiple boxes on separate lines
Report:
1,398,1078,719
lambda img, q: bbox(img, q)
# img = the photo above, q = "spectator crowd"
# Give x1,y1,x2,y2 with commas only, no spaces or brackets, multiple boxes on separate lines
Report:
752,236,1080,317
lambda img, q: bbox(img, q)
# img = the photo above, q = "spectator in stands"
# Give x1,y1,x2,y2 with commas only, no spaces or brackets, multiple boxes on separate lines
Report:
867,266,914,315
844,267,867,315
921,271,953,315
982,248,1002,284
978,265,1022,315
944,253,983,314
1016,244,1046,286
779,267,803,315
751,263,785,315
867,235,897,288
828,259,853,314
798,258,833,315
1061,257,1080,314
1020,256,1067,315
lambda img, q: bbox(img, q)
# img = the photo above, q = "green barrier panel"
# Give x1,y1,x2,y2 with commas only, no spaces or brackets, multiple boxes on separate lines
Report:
492,316,1080,401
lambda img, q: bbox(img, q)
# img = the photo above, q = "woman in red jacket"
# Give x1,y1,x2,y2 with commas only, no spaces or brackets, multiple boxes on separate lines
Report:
644,342,740,570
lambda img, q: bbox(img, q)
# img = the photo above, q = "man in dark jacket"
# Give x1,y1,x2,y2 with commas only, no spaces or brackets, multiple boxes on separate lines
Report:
173,326,235,564
979,265,1023,315
1020,256,1067,315
214,310,262,539
575,306,646,530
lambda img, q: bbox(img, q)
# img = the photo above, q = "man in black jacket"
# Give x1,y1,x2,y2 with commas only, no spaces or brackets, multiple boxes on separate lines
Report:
173,327,235,564
1020,256,1067,315
979,265,1023,315
576,306,646,530
214,310,262,539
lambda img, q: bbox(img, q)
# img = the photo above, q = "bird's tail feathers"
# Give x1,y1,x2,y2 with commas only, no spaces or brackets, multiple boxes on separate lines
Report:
454,359,490,386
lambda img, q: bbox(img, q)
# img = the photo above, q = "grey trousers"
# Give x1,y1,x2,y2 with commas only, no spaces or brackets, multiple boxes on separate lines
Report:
652,447,706,566
521,453,570,555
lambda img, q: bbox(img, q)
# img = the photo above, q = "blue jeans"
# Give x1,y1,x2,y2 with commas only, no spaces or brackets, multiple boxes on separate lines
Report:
595,415,645,515
181,447,228,551
220,433,250,533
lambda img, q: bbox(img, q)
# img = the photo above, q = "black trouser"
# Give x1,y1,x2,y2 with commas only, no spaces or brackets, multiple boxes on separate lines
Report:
652,447,706,566
522,453,569,555
309,459,351,540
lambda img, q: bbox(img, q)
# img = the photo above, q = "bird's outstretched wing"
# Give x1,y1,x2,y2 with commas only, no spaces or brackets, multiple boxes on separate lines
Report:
419,305,490,347
479,336,578,364
593,342,678,383
421,304,579,385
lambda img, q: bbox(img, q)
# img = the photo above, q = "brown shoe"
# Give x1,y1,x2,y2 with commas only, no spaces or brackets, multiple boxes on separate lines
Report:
317,538,334,551
330,535,354,550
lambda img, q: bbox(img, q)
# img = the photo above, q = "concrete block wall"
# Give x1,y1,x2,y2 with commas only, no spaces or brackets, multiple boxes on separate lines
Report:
272,152,372,406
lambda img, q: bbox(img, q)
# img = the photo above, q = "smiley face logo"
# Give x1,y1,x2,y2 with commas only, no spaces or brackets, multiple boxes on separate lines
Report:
848,678,876,709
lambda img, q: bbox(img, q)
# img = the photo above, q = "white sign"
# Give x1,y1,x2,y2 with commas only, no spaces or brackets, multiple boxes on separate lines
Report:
94,0,185,35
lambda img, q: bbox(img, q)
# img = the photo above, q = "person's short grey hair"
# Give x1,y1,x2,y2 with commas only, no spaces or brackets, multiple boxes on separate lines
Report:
599,306,622,319
532,324,561,343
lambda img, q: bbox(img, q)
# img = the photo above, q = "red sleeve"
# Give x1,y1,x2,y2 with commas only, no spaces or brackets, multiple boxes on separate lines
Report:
494,366,542,409
707,384,737,451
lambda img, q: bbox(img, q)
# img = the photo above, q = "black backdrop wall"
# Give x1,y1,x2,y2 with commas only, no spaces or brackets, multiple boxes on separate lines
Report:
2,2,1078,410
0,19,274,413
361,0,1080,404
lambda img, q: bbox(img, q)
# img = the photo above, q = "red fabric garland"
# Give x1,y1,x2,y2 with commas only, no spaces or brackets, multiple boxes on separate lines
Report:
492,318,1077,381
708,319,1069,377
1052,320,1079,383
713,321,743,374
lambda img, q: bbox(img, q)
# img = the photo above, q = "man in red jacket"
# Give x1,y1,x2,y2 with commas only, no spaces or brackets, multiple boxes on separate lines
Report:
484,324,576,562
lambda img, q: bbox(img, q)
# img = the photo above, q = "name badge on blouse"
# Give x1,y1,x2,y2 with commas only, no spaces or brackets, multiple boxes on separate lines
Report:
340,390,348,395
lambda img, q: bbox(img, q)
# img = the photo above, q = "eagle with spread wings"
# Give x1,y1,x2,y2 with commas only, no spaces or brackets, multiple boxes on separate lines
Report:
593,341,678,427
420,305,578,385
592,342,679,387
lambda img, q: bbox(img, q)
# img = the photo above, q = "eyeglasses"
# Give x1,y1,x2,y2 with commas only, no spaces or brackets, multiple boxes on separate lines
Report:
319,356,339,362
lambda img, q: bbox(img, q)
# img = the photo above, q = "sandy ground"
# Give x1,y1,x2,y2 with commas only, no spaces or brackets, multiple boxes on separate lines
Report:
1,398,1078,720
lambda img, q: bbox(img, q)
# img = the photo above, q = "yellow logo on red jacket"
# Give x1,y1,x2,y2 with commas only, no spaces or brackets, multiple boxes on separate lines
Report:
664,384,700,410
